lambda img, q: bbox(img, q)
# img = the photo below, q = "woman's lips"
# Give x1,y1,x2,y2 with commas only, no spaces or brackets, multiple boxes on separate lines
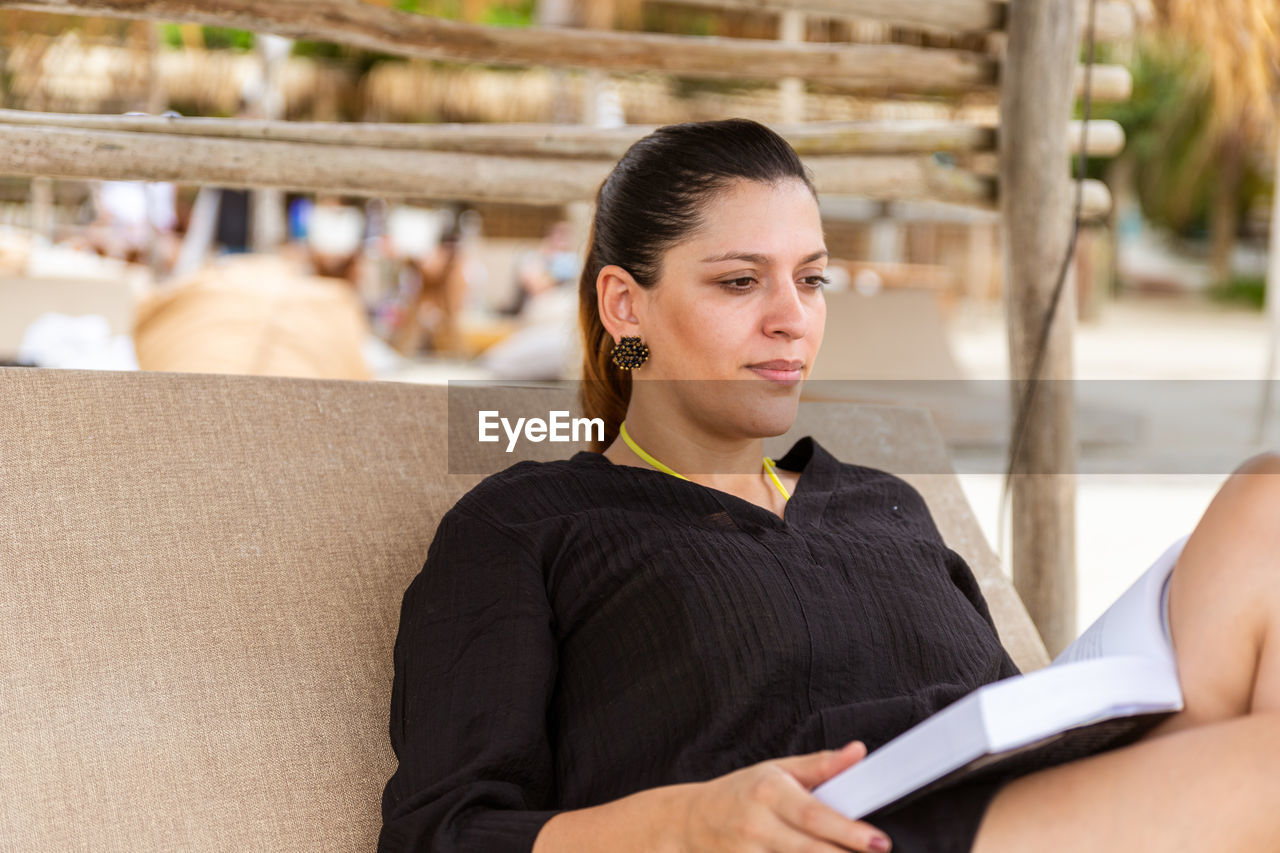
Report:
747,365,803,385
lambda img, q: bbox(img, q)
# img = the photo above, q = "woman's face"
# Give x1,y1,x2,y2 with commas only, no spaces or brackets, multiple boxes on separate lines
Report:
599,177,827,439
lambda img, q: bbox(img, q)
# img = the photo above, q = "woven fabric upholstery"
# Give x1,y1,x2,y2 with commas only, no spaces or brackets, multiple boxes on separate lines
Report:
0,367,1048,852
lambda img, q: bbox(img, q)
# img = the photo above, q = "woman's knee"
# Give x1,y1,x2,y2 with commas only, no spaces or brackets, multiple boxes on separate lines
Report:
1206,452,1280,539
1232,451,1280,476
1226,451,1280,496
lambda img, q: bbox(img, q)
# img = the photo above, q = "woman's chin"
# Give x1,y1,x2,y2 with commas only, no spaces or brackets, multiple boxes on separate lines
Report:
733,401,801,437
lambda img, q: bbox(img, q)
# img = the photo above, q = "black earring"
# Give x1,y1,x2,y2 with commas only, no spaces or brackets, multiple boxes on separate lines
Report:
610,335,649,370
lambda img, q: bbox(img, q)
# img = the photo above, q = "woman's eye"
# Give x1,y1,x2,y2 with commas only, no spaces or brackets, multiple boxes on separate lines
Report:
719,275,828,292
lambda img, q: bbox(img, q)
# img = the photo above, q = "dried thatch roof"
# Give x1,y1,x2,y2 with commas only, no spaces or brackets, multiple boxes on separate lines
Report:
1155,0,1279,140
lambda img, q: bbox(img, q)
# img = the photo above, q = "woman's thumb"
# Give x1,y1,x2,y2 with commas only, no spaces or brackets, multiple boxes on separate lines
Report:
775,740,867,789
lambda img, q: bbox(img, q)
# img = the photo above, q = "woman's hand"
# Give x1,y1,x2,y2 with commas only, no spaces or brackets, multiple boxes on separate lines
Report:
531,740,892,853
670,739,893,852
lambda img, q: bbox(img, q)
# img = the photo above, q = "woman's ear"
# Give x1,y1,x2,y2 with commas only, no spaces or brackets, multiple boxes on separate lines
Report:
597,264,643,342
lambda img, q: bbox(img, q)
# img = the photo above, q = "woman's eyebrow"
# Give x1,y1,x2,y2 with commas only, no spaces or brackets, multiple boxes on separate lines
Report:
700,249,829,265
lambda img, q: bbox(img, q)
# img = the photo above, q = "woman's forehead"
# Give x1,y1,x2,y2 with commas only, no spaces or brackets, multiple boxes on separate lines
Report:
679,188,824,259
703,179,818,221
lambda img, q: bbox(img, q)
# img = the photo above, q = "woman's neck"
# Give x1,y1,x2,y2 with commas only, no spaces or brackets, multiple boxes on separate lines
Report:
602,410,788,515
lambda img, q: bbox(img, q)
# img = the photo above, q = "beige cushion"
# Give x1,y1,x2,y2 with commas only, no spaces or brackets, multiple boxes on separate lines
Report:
0,368,1047,851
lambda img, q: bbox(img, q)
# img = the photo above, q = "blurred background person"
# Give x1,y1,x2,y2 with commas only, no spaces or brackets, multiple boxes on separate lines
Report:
499,219,581,318
386,205,469,357
304,197,366,286
83,178,179,271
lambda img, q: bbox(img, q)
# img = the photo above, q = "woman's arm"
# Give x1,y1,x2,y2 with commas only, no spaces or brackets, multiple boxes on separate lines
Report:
530,783,687,853
379,505,563,852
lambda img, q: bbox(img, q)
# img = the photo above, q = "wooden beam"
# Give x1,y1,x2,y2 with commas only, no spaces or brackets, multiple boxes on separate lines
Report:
1073,63,1131,102
0,124,613,205
819,62,1131,103
0,110,1123,158
1074,0,1135,43
1066,117,1124,157
809,155,995,205
1000,0,1079,656
0,0,995,92
1077,178,1111,219
667,0,1003,32
660,0,1134,41
0,121,1110,215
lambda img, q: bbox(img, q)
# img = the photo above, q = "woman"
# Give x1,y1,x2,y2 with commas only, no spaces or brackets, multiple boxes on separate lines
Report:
380,119,1280,852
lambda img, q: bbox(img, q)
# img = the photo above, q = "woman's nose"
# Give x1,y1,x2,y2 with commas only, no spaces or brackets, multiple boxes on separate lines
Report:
765,279,811,339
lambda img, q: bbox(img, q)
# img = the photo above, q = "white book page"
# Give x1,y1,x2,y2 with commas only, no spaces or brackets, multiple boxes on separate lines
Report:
981,656,1182,751
811,532,1191,821
1053,533,1189,669
813,690,988,819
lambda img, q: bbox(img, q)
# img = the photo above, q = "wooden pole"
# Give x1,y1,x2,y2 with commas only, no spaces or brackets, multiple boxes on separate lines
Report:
537,0,577,124
145,22,167,115
249,33,291,253
143,19,168,275
1000,0,1079,655
777,10,805,124
172,186,221,278
29,176,54,243
579,0,618,128
662,0,1133,40
0,110,1123,158
0,0,995,93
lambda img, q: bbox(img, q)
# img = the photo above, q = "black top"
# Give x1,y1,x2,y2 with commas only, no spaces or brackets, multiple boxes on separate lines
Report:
214,188,250,251
379,436,1022,852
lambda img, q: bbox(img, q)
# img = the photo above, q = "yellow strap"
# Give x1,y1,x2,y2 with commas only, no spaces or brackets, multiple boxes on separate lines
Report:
763,456,792,500
619,420,790,500
619,420,687,480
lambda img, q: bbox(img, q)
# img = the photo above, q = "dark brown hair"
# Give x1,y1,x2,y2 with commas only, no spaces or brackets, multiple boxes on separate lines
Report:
577,118,816,452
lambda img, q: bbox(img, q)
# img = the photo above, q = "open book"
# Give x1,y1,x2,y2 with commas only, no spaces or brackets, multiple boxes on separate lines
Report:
813,533,1191,821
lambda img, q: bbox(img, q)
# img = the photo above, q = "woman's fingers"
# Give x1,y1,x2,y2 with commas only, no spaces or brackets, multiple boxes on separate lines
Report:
773,740,868,789
751,752,894,853
764,808,892,853
772,784,893,853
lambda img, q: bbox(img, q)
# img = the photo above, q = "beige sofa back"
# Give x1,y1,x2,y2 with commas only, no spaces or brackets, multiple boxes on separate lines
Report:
0,367,1048,851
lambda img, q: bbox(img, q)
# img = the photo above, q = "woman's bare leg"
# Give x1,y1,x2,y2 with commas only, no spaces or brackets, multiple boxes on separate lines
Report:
1140,451,1280,737
972,712,1280,850
972,452,1280,851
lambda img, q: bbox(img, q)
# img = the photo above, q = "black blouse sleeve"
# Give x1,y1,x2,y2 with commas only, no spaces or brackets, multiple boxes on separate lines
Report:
379,504,564,852
941,544,1004,635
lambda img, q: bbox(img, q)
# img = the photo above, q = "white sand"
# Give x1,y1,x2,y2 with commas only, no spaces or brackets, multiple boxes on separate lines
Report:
949,294,1275,635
